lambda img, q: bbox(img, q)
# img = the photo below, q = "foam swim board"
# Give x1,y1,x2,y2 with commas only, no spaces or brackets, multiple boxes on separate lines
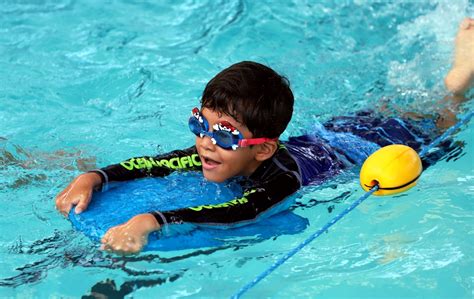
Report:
69,172,309,251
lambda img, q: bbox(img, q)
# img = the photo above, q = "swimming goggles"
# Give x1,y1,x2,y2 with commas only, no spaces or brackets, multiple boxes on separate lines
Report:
188,107,278,150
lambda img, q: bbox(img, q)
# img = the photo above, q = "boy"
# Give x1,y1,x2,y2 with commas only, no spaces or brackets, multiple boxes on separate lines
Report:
56,18,474,254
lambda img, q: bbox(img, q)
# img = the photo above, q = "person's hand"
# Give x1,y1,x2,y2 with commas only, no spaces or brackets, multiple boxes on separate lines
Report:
100,213,160,254
55,172,102,217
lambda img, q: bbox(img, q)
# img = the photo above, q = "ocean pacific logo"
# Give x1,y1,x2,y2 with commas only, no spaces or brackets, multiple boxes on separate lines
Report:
119,154,202,171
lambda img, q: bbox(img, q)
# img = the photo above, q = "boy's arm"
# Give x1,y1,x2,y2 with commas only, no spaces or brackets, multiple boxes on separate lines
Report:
150,171,301,229
56,146,201,217
100,171,300,254
89,146,201,190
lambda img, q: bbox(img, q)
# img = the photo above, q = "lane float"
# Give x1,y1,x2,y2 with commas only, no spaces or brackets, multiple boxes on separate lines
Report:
360,144,422,196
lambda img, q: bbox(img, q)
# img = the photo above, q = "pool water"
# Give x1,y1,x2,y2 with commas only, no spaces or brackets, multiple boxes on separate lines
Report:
1,0,473,298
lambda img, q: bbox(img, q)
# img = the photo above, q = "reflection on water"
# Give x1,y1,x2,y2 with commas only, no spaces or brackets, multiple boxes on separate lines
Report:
0,138,96,189
1,0,473,297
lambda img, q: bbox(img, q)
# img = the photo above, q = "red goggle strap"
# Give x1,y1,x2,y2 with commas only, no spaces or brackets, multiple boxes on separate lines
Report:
238,137,279,147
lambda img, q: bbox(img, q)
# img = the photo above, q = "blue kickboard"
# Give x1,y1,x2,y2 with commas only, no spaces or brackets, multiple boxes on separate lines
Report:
69,172,309,251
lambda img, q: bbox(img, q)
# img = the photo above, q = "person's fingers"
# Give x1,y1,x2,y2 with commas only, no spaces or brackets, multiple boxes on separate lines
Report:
58,202,73,217
55,184,71,210
57,184,86,217
110,244,139,255
55,175,91,216
100,232,114,252
74,192,91,214
101,239,127,255
101,228,113,244
55,187,68,201
99,231,142,255
55,191,75,217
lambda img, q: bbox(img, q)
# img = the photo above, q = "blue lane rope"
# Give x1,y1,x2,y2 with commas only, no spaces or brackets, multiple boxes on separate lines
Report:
231,111,473,299
231,186,379,299
419,112,474,158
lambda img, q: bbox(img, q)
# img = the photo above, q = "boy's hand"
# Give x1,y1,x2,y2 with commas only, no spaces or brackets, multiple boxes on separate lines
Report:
100,214,160,254
55,172,102,217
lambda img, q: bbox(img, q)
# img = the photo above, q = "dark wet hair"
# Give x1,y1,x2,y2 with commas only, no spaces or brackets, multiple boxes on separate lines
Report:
201,61,294,138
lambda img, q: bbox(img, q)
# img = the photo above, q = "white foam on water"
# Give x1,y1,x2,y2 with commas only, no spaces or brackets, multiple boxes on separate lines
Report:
387,0,470,94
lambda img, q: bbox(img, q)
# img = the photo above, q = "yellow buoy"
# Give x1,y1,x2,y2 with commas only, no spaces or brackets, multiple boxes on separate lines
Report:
360,144,422,196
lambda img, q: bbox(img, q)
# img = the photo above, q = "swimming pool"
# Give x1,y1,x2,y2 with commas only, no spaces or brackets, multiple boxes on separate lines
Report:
1,0,473,297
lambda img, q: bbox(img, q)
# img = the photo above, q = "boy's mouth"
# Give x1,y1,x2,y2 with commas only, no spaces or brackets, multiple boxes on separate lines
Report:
201,155,221,170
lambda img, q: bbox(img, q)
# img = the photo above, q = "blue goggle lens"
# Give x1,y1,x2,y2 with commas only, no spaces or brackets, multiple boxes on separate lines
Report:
214,130,234,148
189,117,205,135
188,115,238,150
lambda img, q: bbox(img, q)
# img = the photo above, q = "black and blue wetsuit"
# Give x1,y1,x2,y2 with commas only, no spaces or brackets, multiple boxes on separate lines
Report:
287,111,441,185
90,112,441,229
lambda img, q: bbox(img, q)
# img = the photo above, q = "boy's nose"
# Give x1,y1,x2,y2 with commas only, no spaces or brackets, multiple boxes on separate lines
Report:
198,134,216,151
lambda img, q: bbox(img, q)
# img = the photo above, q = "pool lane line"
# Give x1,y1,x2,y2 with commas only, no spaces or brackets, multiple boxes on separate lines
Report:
419,112,474,158
231,111,474,299
231,185,379,299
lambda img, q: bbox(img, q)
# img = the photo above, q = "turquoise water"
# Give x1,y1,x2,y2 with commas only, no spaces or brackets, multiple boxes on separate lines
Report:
1,0,473,298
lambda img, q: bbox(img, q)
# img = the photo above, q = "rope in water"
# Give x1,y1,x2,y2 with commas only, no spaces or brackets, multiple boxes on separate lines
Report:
419,112,474,158
231,111,474,299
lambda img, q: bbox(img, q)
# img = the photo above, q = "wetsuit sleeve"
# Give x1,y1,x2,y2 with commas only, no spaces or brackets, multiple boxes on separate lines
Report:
150,171,300,228
89,146,201,189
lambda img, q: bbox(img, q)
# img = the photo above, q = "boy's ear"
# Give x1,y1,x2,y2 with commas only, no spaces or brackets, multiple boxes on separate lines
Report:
254,141,278,161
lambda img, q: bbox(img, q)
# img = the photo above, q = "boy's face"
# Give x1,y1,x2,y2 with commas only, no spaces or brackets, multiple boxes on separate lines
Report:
195,108,262,182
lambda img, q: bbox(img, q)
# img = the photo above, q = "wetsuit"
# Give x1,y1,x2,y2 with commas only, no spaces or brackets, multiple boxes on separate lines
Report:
90,112,441,229
91,144,301,228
